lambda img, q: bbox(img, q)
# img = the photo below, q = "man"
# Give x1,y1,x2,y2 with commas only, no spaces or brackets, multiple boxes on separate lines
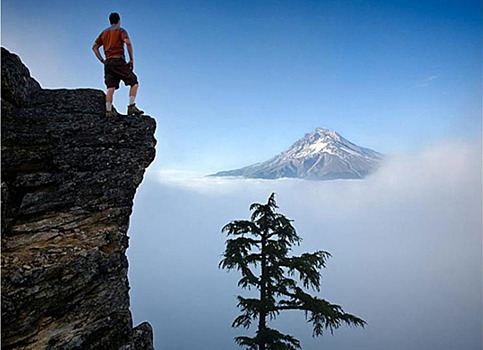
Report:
92,12,144,117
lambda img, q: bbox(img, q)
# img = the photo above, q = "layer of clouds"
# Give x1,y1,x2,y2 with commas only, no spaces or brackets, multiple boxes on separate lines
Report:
128,140,481,350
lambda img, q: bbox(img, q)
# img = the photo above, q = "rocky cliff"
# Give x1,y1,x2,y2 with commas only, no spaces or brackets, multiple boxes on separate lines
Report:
1,47,156,350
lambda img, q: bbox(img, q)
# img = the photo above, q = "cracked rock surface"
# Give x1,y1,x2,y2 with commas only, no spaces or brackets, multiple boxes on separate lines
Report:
1,47,156,350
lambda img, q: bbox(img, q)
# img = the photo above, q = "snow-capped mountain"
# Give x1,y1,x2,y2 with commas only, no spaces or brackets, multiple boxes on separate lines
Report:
211,127,384,180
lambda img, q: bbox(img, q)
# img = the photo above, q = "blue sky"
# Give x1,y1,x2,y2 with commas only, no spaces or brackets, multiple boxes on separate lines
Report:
2,0,481,173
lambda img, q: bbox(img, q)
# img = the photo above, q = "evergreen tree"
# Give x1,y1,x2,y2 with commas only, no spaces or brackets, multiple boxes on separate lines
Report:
220,193,366,350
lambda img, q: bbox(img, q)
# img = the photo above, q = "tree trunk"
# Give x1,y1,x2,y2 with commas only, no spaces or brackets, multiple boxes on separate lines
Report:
258,231,267,350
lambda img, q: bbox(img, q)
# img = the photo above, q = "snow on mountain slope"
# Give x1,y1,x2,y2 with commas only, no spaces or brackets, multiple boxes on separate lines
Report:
212,127,384,180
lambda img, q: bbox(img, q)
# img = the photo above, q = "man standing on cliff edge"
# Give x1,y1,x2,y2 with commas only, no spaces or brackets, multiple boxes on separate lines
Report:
92,12,144,117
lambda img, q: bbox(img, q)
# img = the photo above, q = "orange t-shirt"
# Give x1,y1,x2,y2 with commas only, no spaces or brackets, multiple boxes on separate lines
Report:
95,25,129,59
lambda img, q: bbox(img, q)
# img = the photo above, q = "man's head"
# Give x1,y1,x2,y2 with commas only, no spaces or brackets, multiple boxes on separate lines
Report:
109,12,120,25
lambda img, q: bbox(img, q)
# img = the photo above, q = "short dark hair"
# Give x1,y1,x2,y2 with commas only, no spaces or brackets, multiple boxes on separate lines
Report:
109,12,120,25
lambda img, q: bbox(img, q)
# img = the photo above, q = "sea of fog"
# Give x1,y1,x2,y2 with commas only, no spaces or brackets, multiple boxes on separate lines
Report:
127,141,482,350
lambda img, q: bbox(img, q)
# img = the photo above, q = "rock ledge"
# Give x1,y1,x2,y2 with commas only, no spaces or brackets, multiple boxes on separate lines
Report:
1,47,156,350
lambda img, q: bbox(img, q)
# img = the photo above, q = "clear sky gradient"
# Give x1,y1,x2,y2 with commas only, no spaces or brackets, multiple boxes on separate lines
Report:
2,0,481,173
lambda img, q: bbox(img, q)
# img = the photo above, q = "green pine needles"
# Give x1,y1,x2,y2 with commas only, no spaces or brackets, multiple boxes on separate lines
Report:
220,193,366,350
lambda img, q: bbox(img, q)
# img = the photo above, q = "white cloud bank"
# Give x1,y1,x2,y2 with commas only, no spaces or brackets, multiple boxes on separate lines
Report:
151,140,480,208
129,140,481,350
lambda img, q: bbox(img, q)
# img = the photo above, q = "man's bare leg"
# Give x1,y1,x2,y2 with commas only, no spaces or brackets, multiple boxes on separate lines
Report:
129,83,138,105
106,87,115,110
127,83,144,115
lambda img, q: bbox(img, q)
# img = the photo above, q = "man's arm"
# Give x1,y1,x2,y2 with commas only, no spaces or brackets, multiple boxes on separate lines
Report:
124,38,134,70
92,43,105,64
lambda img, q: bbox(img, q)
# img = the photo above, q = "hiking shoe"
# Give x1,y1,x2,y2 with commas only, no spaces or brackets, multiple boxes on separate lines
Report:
127,103,144,116
105,107,120,117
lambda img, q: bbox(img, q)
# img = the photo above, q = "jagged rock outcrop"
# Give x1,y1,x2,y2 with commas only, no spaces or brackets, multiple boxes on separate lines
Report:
1,47,156,350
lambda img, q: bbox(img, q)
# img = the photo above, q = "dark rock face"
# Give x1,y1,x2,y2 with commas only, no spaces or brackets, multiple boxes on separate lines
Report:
1,47,41,109
1,47,156,350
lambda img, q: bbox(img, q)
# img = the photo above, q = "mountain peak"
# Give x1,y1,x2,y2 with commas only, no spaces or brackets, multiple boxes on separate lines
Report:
314,126,338,135
212,127,383,180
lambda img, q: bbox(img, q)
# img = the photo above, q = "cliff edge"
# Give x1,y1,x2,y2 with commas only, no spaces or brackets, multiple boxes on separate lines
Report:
1,47,156,350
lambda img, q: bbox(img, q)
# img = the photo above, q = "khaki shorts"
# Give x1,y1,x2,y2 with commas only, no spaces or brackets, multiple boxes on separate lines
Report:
104,58,138,89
